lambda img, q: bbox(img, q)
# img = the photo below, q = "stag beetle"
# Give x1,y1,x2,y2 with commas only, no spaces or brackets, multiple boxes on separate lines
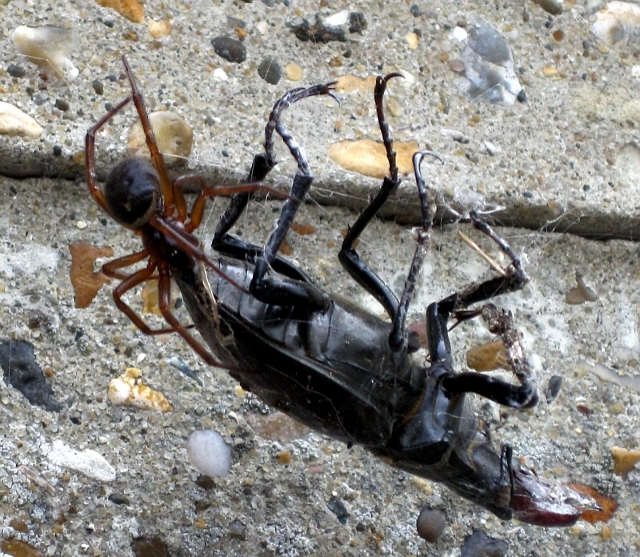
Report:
88,60,601,526
171,76,600,526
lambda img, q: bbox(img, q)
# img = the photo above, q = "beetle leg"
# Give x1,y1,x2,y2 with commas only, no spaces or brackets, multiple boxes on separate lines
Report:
212,152,274,249
212,84,336,267
338,74,403,320
337,75,444,351
422,210,538,406
389,152,442,351
425,296,455,366
452,211,530,310
436,300,538,408
247,166,329,304
249,84,339,307
495,444,515,510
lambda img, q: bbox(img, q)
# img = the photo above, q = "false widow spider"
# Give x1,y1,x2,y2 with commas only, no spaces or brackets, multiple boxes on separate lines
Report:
85,55,284,366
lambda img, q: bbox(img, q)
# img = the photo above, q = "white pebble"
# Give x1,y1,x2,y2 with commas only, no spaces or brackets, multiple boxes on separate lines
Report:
0,243,58,279
256,21,270,35
592,1,640,44
186,429,231,477
212,67,228,82
0,102,43,139
451,26,468,42
324,10,349,26
393,68,415,86
483,140,501,156
46,439,116,482
11,25,79,81
108,367,173,412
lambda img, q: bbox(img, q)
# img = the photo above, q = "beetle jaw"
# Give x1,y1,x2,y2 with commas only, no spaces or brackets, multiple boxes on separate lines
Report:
510,469,601,527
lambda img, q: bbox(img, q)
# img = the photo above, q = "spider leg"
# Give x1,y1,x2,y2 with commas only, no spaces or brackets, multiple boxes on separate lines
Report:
112,263,177,335
121,55,175,213
85,96,132,216
149,216,253,294
155,268,221,367
169,175,291,233
102,249,149,280
170,174,193,221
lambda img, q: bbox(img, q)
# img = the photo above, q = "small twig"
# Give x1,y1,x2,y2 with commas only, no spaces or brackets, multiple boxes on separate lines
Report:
457,229,507,277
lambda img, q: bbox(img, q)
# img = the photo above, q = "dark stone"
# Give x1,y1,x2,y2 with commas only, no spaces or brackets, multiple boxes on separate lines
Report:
92,79,104,95
348,12,367,34
416,507,446,542
227,16,246,29
327,497,349,524
461,530,508,557
289,12,367,42
545,375,563,404
55,99,69,112
195,475,216,490
211,37,247,63
227,519,247,540
0,339,63,412
131,536,170,557
108,493,130,505
289,15,346,43
53,145,62,157
7,64,25,78
257,56,282,85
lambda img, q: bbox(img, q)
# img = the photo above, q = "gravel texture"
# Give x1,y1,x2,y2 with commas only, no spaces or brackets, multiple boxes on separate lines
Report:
0,1,639,556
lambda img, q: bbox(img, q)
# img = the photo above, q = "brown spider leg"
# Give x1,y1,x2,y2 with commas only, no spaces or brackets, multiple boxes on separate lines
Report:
170,174,192,220
85,96,132,216
112,268,198,333
148,216,249,294
156,268,221,367
170,175,291,233
171,174,251,225
121,55,175,213
111,263,176,335
102,249,149,280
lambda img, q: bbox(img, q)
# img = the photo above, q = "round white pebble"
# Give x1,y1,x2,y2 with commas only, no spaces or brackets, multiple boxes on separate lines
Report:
186,430,231,477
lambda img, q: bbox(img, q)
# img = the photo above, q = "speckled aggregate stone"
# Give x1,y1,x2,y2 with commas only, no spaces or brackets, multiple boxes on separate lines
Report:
0,0,639,555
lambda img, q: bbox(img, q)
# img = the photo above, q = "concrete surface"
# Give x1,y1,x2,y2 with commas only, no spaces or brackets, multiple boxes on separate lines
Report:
0,1,639,556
